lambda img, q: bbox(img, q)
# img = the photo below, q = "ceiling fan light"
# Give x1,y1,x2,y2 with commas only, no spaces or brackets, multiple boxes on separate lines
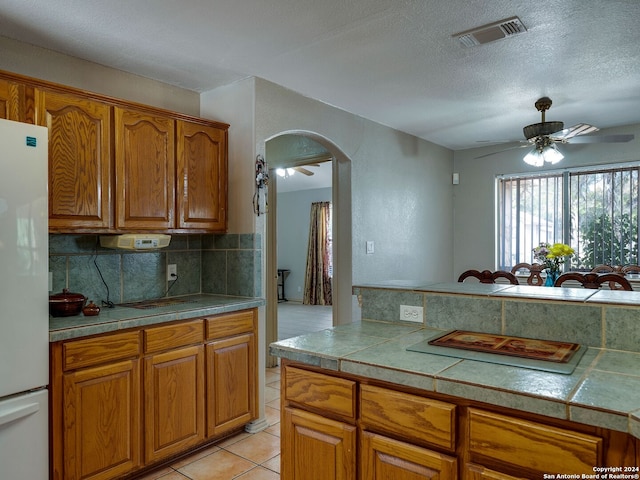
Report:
276,168,296,178
542,144,564,164
523,148,544,167
523,143,564,167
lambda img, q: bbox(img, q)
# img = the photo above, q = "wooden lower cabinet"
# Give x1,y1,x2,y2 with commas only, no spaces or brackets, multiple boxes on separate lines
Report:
51,331,141,480
281,361,638,480
143,344,205,463
62,359,141,480
282,407,356,480
51,309,258,480
206,332,255,436
362,430,457,479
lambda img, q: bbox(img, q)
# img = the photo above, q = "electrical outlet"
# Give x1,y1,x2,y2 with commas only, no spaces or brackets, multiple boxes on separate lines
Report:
400,305,423,323
167,264,177,281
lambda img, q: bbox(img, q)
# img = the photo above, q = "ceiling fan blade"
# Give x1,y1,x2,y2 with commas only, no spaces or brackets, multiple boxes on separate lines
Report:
474,143,530,159
294,166,314,176
552,123,599,139
566,134,635,144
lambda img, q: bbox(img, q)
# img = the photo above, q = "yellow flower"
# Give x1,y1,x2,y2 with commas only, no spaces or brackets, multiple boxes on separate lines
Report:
547,243,574,258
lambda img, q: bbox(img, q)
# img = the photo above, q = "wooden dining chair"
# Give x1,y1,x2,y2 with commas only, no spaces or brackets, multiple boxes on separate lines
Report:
622,265,640,275
590,264,616,273
458,269,519,285
510,262,544,286
554,272,633,291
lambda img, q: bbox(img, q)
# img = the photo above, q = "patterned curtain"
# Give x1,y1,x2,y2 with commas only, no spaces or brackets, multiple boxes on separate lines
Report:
303,201,332,305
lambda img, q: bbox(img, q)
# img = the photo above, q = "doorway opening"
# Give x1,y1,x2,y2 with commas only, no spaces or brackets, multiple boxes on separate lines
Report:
264,132,352,367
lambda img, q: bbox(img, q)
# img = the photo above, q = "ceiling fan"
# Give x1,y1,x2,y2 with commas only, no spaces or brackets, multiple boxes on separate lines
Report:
477,97,635,165
277,153,333,178
291,164,320,176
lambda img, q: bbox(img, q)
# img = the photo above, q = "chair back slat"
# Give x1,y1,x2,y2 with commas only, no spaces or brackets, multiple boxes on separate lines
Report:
554,272,632,291
458,269,519,285
510,262,544,286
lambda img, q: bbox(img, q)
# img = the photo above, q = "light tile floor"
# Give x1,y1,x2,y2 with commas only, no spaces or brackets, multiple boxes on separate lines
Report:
138,366,282,480
276,302,333,340
138,304,331,480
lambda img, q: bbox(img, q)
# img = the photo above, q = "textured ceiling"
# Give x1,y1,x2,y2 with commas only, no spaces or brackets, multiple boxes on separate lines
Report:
1,0,639,150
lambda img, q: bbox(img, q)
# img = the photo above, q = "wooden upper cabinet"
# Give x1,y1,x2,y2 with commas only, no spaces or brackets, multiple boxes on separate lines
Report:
0,77,33,122
115,107,175,230
176,120,227,231
36,89,112,230
0,69,229,233
0,77,18,120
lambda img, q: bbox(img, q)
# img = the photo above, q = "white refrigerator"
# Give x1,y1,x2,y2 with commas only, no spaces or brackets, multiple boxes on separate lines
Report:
0,118,49,479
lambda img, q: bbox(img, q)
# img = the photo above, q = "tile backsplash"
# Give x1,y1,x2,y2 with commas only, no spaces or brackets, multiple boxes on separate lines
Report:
355,285,640,354
49,233,262,305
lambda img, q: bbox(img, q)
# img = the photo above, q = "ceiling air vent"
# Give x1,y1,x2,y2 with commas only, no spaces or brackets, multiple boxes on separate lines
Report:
454,16,527,48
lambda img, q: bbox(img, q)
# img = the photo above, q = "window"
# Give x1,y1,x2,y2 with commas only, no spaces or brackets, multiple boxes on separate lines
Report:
498,163,640,270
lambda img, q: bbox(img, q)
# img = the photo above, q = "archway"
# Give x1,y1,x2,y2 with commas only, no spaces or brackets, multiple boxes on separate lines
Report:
264,130,352,367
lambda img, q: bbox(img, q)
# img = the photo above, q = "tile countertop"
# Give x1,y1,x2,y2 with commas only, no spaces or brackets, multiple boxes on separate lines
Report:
354,280,640,304
269,320,640,440
50,294,265,342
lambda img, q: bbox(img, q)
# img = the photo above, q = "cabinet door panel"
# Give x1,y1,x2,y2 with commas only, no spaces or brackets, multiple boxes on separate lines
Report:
0,78,23,121
176,120,227,231
282,407,356,480
206,332,256,436
361,430,457,480
37,89,112,230
63,359,141,480
115,107,175,230
144,345,205,463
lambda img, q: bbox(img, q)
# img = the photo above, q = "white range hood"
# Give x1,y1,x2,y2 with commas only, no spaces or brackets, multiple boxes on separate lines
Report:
100,234,171,250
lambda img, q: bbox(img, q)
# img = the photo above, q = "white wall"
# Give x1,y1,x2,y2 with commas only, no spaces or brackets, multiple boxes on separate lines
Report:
252,79,455,286
452,123,640,277
277,187,332,302
0,36,199,115
200,78,257,234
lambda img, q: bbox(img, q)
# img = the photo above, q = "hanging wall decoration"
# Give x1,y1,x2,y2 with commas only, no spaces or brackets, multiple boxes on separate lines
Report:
253,154,269,216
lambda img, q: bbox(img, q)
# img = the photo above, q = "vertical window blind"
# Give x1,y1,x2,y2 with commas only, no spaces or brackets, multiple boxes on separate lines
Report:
497,163,640,270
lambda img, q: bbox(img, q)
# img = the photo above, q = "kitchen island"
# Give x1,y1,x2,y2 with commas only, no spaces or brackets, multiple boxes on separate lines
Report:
49,294,264,480
270,282,640,479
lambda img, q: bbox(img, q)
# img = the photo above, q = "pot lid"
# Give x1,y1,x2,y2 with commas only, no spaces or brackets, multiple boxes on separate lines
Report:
49,288,86,302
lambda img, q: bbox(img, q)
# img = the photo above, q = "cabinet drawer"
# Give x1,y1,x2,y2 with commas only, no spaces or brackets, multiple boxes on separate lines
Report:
285,366,356,420
468,408,603,474
206,309,255,340
144,320,204,354
360,384,456,451
466,463,527,480
63,331,140,371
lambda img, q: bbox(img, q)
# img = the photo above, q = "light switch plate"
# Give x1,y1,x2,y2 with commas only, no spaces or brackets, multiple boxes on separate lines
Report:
366,241,375,254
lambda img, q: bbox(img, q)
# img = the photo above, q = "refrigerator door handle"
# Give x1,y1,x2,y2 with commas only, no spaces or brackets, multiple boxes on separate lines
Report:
0,401,40,428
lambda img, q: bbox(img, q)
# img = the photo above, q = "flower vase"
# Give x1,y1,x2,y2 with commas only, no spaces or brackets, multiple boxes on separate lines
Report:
544,270,560,287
